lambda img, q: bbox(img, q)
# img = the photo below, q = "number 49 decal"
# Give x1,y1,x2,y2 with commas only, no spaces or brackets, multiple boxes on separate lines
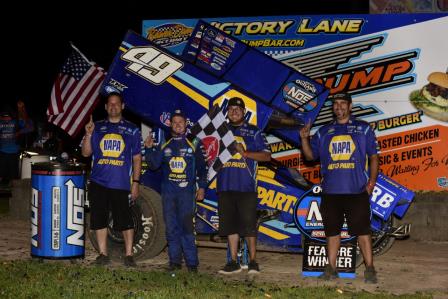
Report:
121,46,183,85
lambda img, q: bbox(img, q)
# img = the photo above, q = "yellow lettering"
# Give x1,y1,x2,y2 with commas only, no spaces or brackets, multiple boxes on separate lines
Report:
261,21,277,34
298,18,313,33
284,196,297,213
314,20,330,32
346,20,362,33
234,22,248,35
277,20,294,34
246,22,263,34
298,19,362,33
273,192,287,210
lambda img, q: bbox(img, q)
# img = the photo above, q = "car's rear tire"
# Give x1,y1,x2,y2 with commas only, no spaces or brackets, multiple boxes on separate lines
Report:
88,185,166,261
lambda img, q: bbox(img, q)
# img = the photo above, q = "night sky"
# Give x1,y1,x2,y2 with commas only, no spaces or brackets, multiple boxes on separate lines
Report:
5,0,368,124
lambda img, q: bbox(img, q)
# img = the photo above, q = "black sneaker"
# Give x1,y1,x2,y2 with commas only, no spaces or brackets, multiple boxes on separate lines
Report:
248,261,260,274
167,263,182,272
94,254,110,266
319,264,338,280
187,266,198,273
123,255,137,268
218,260,242,275
364,266,378,284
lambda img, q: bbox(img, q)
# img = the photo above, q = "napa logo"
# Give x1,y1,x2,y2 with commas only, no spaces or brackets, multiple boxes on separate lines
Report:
169,157,186,174
329,135,355,161
100,134,125,158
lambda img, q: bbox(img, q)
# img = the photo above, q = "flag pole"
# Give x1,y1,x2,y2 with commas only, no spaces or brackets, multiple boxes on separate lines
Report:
69,42,93,66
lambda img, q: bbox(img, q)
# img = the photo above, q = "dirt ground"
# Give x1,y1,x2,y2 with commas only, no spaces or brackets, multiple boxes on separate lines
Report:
1,216,447,298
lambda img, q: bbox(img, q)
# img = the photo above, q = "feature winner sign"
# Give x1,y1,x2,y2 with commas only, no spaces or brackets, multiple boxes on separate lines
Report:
292,173,415,278
293,185,357,278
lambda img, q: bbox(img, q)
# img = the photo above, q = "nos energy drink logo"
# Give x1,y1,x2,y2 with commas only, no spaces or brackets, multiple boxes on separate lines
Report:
293,185,353,243
31,188,42,248
65,179,84,247
31,178,84,250
283,79,318,112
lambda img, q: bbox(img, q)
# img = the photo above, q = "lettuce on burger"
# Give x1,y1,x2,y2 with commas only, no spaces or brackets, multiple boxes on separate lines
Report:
410,72,448,122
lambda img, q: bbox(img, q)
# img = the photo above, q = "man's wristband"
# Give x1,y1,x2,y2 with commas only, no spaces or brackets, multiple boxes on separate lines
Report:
367,181,376,187
132,179,140,183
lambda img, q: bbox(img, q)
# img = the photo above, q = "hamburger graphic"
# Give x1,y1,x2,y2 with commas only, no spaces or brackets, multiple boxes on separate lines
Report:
410,71,448,122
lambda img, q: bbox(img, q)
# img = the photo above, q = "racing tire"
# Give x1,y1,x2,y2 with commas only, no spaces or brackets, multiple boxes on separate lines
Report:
88,185,166,261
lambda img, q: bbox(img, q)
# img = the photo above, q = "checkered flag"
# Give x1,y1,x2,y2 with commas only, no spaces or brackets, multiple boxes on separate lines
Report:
190,105,237,182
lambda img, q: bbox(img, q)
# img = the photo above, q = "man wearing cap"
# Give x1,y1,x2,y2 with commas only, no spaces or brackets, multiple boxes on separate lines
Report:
144,110,207,273
217,97,271,275
299,92,379,283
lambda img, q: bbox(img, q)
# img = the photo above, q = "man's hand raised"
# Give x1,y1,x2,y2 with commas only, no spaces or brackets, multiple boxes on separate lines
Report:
85,115,94,136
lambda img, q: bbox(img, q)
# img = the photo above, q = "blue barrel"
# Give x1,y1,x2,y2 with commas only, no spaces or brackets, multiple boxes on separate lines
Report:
31,162,86,259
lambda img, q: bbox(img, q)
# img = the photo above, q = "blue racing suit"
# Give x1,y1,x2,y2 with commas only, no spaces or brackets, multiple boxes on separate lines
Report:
146,134,207,267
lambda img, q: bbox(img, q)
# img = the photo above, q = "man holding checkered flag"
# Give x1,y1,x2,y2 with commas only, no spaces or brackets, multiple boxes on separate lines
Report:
193,97,271,275
190,104,238,182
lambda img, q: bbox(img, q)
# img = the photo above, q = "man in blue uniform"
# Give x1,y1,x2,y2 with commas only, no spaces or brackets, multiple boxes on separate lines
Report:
82,92,142,267
217,97,271,275
0,105,21,187
300,93,379,283
144,110,207,273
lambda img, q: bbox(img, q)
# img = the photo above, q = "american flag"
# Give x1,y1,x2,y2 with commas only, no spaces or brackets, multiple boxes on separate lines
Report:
190,105,238,182
47,45,105,137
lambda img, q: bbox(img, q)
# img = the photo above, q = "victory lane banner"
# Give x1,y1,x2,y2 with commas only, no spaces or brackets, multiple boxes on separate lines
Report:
143,14,448,191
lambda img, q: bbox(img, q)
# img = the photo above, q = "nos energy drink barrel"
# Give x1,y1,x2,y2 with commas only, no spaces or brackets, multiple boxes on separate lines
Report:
31,162,86,259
